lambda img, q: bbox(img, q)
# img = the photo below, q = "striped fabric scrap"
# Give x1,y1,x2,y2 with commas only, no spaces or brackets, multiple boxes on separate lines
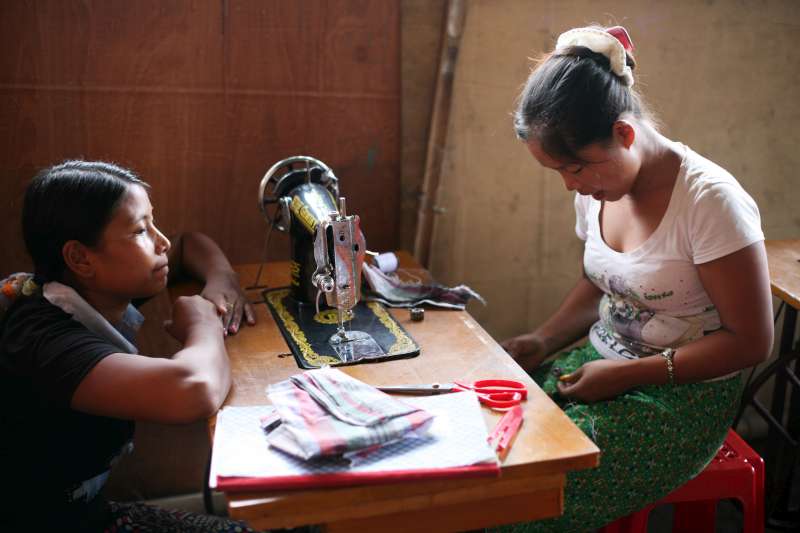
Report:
266,367,434,460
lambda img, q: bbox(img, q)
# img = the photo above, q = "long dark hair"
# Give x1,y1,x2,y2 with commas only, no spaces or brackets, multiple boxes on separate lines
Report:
514,30,652,162
22,160,149,282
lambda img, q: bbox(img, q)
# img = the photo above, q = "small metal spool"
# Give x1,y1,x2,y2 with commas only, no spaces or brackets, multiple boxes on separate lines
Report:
410,307,425,322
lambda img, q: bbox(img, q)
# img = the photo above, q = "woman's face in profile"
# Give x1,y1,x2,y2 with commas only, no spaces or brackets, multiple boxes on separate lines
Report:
526,128,641,202
85,184,172,300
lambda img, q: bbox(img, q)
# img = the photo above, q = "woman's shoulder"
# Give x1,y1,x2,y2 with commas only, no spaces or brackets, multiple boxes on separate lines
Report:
677,144,750,198
670,145,763,263
6,288,68,314
1,288,125,407
3,291,67,324
1,293,74,347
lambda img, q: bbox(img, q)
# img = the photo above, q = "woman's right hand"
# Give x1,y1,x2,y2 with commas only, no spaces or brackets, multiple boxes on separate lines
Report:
501,333,548,372
165,295,224,344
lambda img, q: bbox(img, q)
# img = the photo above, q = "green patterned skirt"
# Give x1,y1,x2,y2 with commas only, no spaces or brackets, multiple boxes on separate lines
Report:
493,343,742,533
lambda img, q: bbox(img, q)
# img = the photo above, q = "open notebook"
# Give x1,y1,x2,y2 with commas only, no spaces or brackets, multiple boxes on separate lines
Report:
210,390,499,492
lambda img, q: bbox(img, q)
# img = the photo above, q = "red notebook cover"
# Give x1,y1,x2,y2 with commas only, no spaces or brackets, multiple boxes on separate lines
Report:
216,462,500,493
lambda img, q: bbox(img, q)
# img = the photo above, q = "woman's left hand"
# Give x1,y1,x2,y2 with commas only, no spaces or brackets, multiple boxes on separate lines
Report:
556,359,633,403
201,269,256,335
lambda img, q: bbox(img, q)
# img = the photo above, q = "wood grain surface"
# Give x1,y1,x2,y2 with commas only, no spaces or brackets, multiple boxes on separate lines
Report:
765,240,800,310
0,0,400,271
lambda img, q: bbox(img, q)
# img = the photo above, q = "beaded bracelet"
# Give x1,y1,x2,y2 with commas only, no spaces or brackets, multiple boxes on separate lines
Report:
660,348,676,385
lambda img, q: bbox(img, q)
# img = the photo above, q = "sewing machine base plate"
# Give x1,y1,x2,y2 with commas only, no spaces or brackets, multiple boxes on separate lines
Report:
330,330,385,363
263,287,420,369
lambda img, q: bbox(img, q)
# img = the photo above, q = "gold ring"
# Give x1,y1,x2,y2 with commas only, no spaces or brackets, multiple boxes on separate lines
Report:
225,302,234,312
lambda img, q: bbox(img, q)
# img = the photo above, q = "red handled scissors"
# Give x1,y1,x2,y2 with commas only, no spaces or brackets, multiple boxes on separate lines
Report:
377,379,527,409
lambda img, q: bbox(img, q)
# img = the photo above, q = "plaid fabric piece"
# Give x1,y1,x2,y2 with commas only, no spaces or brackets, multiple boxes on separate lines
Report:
362,262,484,310
266,367,434,460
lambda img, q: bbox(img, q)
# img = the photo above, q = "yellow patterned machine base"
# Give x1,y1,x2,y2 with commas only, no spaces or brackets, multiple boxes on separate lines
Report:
263,288,420,369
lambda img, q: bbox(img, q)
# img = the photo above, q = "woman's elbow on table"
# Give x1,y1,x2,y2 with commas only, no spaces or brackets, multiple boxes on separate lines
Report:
165,379,227,423
163,363,231,423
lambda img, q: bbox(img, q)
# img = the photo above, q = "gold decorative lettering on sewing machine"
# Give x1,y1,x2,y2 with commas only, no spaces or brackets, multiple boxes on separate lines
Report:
313,308,352,325
290,195,319,234
258,156,389,364
289,261,301,287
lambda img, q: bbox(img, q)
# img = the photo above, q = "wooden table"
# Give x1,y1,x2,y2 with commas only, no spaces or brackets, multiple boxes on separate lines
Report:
737,240,800,526
765,240,800,310
206,256,599,532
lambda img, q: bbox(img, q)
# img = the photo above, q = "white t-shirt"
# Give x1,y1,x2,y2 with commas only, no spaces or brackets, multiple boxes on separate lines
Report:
576,143,764,362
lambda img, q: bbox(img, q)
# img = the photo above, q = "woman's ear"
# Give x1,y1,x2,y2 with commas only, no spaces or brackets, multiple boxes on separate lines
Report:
62,240,94,280
613,120,636,149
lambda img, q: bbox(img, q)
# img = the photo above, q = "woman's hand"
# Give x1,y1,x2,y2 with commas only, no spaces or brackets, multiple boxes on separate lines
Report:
501,333,548,372
167,232,257,336
201,269,256,336
556,359,634,403
165,295,224,343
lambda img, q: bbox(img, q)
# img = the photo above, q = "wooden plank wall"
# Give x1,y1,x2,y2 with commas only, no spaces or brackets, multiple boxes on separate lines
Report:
0,0,400,274
399,0,445,251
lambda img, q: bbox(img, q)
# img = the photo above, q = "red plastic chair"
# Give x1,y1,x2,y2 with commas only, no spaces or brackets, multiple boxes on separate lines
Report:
599,429,764,533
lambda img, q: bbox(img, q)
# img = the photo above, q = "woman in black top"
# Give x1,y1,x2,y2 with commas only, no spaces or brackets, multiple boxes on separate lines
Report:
0,161,258,531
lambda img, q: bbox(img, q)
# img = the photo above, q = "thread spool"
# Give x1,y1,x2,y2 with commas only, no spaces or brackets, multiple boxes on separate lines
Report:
374,252,399,274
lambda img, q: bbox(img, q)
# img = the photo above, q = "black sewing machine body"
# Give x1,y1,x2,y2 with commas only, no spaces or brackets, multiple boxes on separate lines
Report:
286,181,339,305
258,156,418,367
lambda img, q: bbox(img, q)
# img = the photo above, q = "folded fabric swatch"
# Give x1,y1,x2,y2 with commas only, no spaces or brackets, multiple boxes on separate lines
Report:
362,262,485,310
266,367,434,460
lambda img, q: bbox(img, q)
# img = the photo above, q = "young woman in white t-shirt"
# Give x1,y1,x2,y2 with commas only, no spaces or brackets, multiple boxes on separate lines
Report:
497,26,773,532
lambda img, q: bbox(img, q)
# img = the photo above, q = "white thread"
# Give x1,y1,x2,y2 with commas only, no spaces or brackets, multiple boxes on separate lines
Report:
374,252,398,274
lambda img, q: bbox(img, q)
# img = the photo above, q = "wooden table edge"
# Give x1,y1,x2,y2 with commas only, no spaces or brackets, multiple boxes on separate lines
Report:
765,239,800,309
228,472,566,530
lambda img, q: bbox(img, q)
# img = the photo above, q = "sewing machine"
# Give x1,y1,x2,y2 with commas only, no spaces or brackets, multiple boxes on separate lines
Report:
258,156,418,366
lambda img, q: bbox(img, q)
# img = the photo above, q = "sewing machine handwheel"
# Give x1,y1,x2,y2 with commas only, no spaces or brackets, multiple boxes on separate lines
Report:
258,156,340,226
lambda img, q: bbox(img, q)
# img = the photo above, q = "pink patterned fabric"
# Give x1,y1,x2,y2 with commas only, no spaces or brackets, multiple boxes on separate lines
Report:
266,367,434,460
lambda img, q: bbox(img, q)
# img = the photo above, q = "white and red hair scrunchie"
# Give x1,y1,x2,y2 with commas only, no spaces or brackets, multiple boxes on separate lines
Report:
555,26,635,87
